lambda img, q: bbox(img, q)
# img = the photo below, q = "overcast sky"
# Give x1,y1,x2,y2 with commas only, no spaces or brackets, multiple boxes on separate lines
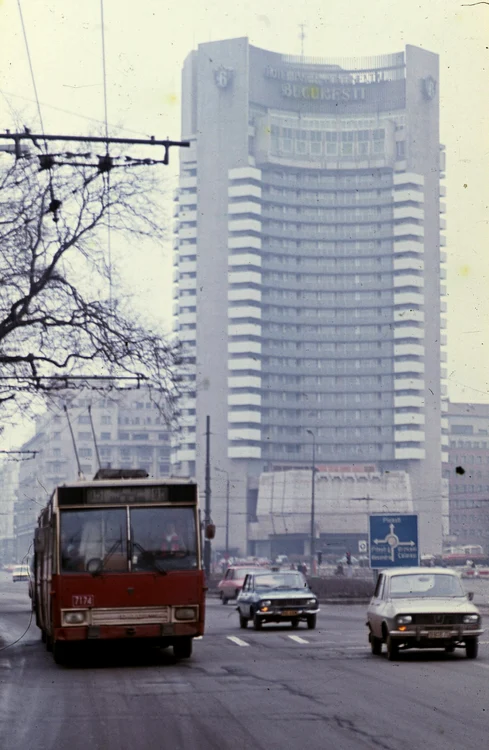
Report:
1,0,488,446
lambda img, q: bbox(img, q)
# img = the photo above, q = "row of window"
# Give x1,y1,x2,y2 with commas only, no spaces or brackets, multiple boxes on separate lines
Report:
451,484,489,493
450,454,489,465
450,439,489,448
263,170,394,189
270,138,402,160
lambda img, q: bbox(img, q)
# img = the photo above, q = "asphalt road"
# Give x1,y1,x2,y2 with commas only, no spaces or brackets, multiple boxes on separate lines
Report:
1,572,488,750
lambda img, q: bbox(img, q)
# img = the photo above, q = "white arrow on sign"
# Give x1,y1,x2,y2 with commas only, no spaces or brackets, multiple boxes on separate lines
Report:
372,523,416,562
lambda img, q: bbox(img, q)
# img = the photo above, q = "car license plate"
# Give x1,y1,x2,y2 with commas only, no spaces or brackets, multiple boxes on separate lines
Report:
428,630,451,639
282,610,298,616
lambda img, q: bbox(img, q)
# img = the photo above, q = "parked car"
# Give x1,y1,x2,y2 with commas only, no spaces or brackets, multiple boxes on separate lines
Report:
366,567,483,660
236,570,319,630
218,566,264,604
12,564,30,582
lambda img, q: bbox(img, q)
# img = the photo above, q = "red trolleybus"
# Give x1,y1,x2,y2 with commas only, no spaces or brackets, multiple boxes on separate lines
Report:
33,469,211,664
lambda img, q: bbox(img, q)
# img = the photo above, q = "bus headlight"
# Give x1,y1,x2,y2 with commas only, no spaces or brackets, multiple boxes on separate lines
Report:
173,606,198,621
62,610,88,625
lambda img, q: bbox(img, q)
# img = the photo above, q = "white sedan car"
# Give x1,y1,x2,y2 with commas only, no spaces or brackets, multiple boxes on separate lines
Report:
366,567,483,660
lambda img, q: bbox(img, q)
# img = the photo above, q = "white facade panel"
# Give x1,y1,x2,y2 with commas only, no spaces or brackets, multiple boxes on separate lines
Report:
393,326,424,340
228,445,261,459
229,270,262,286
228,322,261,337
394,343,424,357
394,206,424,221
179,260,197,273
228,306,262,320
229,166,261,181
394,395,425,408
393,239,424,254
393,257,424,272
228,340,262,355
228,235,262,250
395,430,425,442
393,172,424,187
394,377,424,391
228,184,262,199
394,309,425,323
394,361,425,374
395,447,426,460
393,189,424,203
228,428,261,442
228,375,261,390
178,312,197,325
393,275,424,288
394,223,424,238
178,227,197,240
228,218,261,234
228,254,262,268
228,288,262,303
228,357,261,371
228,201,261,216
228,393,262,406
228,411,261,423
394,413,425,426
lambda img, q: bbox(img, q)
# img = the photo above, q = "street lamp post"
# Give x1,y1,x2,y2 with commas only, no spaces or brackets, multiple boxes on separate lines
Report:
215,467,230,561
306,429,316,573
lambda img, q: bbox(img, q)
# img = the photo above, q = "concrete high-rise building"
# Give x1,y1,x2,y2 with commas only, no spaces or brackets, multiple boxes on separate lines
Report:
447,402,489,551
172,38,447,556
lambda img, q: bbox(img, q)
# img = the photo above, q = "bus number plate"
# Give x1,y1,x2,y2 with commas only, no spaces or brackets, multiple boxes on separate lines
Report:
72,595,94,607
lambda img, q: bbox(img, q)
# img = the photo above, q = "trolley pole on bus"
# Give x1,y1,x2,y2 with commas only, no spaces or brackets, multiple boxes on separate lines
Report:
204,416,212,578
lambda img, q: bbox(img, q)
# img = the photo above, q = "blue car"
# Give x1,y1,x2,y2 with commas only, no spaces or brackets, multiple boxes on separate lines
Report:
236,570,319,630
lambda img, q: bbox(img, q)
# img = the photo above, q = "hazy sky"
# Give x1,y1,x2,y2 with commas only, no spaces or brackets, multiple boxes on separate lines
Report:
0,0,488,440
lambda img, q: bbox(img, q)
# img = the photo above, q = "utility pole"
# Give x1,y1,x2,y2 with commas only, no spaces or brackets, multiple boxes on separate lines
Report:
204,416,212,577
215,467,230,561
306,429,316,574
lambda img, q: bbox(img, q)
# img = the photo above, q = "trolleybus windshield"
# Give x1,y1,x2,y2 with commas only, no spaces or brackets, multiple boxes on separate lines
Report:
60,506,197,574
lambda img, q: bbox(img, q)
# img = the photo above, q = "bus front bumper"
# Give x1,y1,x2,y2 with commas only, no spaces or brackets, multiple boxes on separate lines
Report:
55,621,203,642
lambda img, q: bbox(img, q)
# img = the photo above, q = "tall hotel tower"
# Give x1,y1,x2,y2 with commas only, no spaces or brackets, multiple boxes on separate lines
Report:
172,39,447,556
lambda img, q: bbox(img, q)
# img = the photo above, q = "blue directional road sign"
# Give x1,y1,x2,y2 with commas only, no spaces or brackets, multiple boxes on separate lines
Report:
368,514,419,569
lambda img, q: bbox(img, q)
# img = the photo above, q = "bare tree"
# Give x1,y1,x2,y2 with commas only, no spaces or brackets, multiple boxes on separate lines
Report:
0,148,181,426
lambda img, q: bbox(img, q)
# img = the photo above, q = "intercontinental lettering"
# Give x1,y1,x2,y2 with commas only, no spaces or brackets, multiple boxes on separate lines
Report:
265,65,391,85
281,83,366,101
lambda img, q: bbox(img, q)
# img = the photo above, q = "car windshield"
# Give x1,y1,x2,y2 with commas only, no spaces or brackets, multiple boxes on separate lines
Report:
390,573,465,598
254,573,306,590
60,506,197,573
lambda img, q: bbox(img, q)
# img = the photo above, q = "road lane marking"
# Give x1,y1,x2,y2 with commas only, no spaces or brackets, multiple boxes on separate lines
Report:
475,663,489,670
227,636,249,647
288,635,309,644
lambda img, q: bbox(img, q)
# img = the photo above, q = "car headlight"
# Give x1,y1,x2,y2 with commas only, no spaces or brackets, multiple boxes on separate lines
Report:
62,610,88,625
174,606,198,621
306,599,317,607
396,615,413,626
259,600,272,611
463,614,480,624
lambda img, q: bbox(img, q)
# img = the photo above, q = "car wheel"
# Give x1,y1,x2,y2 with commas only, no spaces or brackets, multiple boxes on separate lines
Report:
46,634,53,652
239,614,248,629
306,614,317,630
41,629,47,643
173,638,193,660
466,638,478,659
253,611,262,631
386,635,399,661
290,618,300,629
445,644,455,654
220,592,228,605
370,634,382,656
